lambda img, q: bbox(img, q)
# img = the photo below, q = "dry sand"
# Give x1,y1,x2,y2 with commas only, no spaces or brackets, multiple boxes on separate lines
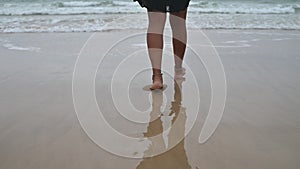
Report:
0,29,300,169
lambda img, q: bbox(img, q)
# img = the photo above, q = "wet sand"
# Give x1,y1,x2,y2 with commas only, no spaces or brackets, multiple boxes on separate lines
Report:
0,29,300,169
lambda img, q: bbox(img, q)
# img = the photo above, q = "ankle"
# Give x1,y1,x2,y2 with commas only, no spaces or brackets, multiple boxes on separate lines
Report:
152,68,162,75
152,73,163,80
150,73,164,90
175,66,185,73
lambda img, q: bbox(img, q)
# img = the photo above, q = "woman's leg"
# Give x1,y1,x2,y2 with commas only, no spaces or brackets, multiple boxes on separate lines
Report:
169,9,188,78
147,11,167,89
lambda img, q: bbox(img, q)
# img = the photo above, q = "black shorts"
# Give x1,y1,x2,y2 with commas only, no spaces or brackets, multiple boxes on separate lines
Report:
134,0,190,13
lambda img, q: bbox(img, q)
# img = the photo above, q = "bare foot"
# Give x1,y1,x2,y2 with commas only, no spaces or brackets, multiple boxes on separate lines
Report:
174,67,186,80
150,73,163,90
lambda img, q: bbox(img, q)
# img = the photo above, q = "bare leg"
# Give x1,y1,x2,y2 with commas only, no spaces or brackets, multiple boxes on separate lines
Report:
147,11,166,89
169,9,188,79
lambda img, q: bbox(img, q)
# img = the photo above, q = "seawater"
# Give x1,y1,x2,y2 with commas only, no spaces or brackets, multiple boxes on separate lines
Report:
0,0,300,32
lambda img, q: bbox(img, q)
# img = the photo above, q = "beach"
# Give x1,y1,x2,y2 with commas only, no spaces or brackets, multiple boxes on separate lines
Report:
0,29,300,169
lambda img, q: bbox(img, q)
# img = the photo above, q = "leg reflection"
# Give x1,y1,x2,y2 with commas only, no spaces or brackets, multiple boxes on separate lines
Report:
136,79,191,169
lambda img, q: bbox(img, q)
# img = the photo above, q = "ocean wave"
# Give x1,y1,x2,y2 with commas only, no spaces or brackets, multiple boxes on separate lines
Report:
0,0,299,16
189,7,295,14
0,7,297,16
52,1,127,8
0,11,143,16
1,13,300,33
1,0,300,32
189,1,296,14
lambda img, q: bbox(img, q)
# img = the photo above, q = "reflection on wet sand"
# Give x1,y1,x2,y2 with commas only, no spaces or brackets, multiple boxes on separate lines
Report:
136,79,192,169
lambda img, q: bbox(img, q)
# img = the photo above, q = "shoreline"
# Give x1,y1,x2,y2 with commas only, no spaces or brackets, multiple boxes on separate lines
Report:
2,27,300,34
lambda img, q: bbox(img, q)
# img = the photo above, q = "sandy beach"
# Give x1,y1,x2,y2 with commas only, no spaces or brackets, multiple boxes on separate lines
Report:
0,29,300,169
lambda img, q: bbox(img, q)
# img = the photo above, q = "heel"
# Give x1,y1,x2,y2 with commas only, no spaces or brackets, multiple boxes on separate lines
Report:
150,73,163,90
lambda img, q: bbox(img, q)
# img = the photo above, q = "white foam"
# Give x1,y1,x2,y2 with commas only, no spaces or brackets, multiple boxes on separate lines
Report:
0,0,300,32
58,1,104,7
2,43,40,52
189,1,297,14
0,0,298,16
